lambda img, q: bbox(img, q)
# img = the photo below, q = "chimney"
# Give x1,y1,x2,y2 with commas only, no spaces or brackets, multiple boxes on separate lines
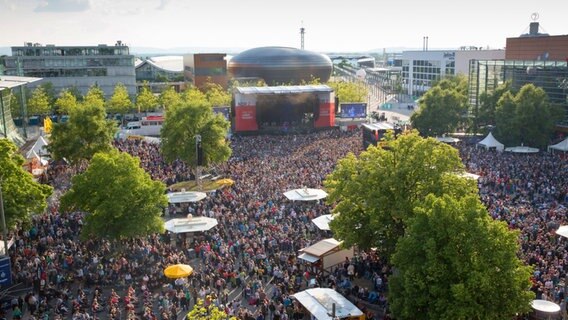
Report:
529,22,539,35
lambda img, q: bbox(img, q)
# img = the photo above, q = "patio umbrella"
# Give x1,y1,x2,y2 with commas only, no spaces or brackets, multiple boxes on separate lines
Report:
164,264,193,279
217,178,235,186
555,225,568,238
167,191,207,203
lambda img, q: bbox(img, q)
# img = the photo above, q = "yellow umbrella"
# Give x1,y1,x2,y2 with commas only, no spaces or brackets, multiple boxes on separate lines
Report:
217,178,235,186
164,264,193,279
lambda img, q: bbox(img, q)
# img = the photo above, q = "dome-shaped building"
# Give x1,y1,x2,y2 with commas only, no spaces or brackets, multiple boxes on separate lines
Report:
228,47,332,85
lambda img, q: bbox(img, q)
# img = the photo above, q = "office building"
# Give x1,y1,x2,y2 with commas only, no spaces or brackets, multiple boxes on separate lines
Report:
402,49,505,97
3,42,136,97
184,53,228,89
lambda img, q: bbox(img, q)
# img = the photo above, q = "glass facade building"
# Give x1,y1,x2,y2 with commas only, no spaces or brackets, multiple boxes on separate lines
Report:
3,44,136,97
469,60,568,126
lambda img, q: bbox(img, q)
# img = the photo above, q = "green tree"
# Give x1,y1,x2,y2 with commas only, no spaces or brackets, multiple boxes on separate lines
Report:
66,86,83,102
325,131,477,257
389,194,534,320
0,139,52,228
54,89,78,116
474,82,512,133
60,150,167,241
202,81,231,107
514,84,555,148
48,100,117,164
84,85,105,109
411,76,468,137
39,82,57,109
161,99,231,170
187,297,238,320
136,82,158,113
106,83,133,115
494,91,519,146
181,86,207,104
27,86,51,116
327,81,367,103
159,86,182,110
8,89,23,119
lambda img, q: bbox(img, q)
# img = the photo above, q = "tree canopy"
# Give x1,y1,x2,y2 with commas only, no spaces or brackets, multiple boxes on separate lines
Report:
474,82,512,133
54,89,79,116
186,297,238,320
325,131,477,257
27,86,51,116
161,98,231,169
410,76,468,137
60,149,167,241
106,83,133,115
48,99,117,164
159,86,182,110
84,84,105,108
202,81,231,107
327,81,368,103
389,194,534,320
494,84,560,148
136,82,158,113
0,139,52,228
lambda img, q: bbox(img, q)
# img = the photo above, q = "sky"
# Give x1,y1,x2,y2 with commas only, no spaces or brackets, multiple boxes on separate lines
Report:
1,0,567,53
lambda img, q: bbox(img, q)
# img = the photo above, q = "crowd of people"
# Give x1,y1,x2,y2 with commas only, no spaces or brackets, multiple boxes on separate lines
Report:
5,129,568,320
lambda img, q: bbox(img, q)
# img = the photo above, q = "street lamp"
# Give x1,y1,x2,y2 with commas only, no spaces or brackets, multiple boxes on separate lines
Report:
195,135,202,190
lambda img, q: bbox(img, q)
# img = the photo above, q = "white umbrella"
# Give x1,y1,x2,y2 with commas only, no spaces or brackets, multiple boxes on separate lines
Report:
312,214,334,231
167,191,207,203
555,225,568,238
435,136,460,144
505,146,539,153
164,215,218,234
284,188,328,201
531,299,561,313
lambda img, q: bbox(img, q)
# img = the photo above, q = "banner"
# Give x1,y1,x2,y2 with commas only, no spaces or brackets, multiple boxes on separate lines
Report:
314,92,335,128
235,105,258,132
0,256,12,287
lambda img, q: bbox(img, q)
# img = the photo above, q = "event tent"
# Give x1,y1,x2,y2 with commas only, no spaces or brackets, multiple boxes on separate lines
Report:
298,238,353,273
25,136,49,159
477,132,504,151
292,288,364,320
548,137,568,153
284,188,328,201
505,145,539,153
164,216,218,234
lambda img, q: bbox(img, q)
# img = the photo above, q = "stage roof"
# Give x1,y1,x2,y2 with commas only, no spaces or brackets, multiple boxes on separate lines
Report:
235,85,333,95
0,76,42,91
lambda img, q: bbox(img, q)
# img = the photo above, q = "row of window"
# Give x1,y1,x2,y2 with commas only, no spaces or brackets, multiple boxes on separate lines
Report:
22,68,108,77
194,67,226,76
12,47,130,57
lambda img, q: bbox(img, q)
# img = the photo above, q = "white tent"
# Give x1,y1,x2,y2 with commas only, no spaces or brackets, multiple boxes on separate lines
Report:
164,216,218,234
548,137,568,153
435,136,460,144
312,214,334,231
477,132,504,151
284,188,328,201
292,288,363,320
25,136,49,159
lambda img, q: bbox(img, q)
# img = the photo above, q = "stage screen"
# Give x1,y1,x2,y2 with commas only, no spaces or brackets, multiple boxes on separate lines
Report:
340,103,367,118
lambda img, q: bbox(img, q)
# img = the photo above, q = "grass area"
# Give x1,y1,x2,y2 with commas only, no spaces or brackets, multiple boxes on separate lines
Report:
169,180,225,192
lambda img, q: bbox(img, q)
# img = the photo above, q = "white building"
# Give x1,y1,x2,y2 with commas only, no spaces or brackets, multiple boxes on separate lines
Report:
3,42,136,97
402,49,505,97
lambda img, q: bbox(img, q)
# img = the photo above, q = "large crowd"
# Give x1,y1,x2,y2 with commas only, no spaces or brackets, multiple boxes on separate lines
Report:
4,129,568,320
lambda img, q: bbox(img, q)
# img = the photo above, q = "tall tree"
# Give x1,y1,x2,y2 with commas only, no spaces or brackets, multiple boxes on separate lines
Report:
494,91,519,147
54,89,78,116
161,99,231,170
514,84,555,148
325,131,477,257
411,76,468,137
27,86,51,116
0,139,52,228
327,81,367,103
8,89,23,119
60,150,167,241
389,194,534,320
136,82,158,113
38,82,57,109
159,86,181,110
474,82,512,132
84,85,106,109
48,99,116,164
202,81,231,107
106,83,133,115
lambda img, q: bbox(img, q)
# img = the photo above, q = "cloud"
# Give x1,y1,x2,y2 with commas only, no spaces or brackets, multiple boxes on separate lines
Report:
156,0,170,10
35,0,90,12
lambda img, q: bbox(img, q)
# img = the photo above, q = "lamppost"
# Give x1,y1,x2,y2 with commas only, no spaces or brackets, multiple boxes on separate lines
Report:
195,135,202,190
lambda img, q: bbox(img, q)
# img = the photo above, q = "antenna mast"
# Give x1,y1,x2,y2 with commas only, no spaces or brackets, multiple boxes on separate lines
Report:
300,21,305,50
